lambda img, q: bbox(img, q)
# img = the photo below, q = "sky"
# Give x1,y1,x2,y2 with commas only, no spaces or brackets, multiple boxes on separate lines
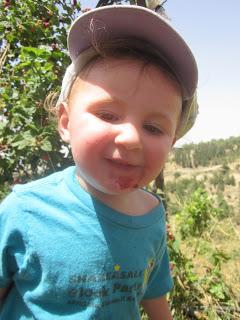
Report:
80,0,240,145
163,0,240,145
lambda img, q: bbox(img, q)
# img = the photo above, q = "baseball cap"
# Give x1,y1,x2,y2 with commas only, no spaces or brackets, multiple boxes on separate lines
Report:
58,5,198,139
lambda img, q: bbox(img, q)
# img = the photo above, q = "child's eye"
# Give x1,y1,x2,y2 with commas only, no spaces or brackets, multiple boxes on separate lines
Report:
143,124,162,135
96,112,119,122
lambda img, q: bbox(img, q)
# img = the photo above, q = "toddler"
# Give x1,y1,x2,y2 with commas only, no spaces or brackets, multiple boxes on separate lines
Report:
0,5,198,319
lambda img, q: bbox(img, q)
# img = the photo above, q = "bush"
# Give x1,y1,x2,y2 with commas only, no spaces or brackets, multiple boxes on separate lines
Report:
174,171,181,179
168,234,204,319
215,192,234,218
166,178,205,201
0,0,79,199
176,188,216,239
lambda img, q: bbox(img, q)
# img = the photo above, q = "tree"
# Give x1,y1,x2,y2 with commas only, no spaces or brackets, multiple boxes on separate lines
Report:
0,0,82,198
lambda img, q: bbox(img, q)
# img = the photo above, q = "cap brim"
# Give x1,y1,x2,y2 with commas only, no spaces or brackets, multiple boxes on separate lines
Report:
68,5,198,99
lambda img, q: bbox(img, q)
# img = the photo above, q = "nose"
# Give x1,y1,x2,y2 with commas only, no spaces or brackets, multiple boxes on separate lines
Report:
114,123,142,150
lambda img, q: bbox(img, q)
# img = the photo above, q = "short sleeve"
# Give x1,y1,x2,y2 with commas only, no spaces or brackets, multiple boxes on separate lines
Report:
0,192,28,288
143,247,173,299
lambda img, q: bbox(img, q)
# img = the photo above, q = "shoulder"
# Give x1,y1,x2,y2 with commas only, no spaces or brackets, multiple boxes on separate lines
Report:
9,166,76,200
13,169,66,194
0,166,75,218
0,167,77,247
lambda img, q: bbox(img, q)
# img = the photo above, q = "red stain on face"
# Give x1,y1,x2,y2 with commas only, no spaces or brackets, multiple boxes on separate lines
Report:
114,177,135,190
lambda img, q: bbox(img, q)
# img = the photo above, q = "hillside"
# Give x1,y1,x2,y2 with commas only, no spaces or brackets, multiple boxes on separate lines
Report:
165,160,240,211
171,136,240,168
162,136,240,316
164,136,240,217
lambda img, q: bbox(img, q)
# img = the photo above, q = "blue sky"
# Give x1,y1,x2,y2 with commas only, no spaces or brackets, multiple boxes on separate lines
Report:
164,0,240,145
80,0,240,144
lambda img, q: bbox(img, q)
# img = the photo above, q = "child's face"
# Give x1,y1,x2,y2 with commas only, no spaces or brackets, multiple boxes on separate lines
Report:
59,57,182,195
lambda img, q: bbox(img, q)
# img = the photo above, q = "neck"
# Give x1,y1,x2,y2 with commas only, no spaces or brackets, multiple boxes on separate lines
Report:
76,175,159,216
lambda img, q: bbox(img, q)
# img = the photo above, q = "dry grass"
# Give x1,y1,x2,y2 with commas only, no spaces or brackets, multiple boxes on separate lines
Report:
165,158,240,303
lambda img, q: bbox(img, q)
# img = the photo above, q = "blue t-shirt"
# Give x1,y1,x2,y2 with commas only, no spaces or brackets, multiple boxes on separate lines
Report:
0,166,173,319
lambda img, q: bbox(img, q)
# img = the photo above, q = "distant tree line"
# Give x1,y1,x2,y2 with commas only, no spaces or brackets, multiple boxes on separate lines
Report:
173,136,240,168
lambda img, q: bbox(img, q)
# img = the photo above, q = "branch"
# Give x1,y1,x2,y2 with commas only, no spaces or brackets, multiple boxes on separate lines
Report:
0,43,10,75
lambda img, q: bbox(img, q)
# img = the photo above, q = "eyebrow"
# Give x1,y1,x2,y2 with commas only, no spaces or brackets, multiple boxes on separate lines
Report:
87,93,123,108
146,111,177,128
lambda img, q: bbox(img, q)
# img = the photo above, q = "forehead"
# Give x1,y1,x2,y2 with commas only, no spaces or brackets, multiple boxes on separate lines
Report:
70,56,181,101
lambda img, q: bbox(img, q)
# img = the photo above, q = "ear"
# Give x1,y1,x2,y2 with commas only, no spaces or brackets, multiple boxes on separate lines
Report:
58,102,70,143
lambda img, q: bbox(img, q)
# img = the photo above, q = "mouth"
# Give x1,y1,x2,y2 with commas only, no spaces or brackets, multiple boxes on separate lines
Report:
106,158,140,170
104,158,143,190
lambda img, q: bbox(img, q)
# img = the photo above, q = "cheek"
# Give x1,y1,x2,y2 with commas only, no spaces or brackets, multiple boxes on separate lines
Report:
69,120,112,160
70,137,102,177
145,138,173,170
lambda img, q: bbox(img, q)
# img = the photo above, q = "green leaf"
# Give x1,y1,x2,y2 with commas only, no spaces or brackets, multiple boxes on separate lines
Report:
40,139,52,152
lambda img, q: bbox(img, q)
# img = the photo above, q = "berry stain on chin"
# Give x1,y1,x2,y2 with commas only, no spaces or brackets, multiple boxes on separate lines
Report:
114,177,137,190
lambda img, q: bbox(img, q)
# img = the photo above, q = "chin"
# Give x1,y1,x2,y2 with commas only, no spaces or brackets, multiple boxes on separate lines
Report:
77,170,143,196
97,184,137,195
89,179,141,197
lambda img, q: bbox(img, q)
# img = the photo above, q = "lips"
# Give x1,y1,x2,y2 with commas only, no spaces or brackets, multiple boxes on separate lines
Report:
106,158,141,170
105,158,142,190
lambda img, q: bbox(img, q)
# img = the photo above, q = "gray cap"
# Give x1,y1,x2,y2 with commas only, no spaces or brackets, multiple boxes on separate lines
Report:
68,5,198,100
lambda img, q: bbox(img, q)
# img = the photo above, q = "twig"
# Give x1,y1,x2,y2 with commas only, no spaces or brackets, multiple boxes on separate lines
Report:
0,43,10,75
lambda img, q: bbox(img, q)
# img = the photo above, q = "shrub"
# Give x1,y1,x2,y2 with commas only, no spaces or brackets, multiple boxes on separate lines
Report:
174,171,181,179
215,192,234,218
0,0,79,199
176,188,216,239
209,167,236,192
165,178,205,202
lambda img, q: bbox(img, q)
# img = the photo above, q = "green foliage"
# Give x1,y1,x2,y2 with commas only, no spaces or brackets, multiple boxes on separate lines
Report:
210,165,236,192
176,188,216,239
173,137,240,168
205,251,231,301
174,171,181,179
0,182,11,200
166,177,205,199
0,0,80,198
168,235,205,319
215,192,233,218
165,177,205,214
164,146,239,318
172,143,194,168
168,191,239,319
